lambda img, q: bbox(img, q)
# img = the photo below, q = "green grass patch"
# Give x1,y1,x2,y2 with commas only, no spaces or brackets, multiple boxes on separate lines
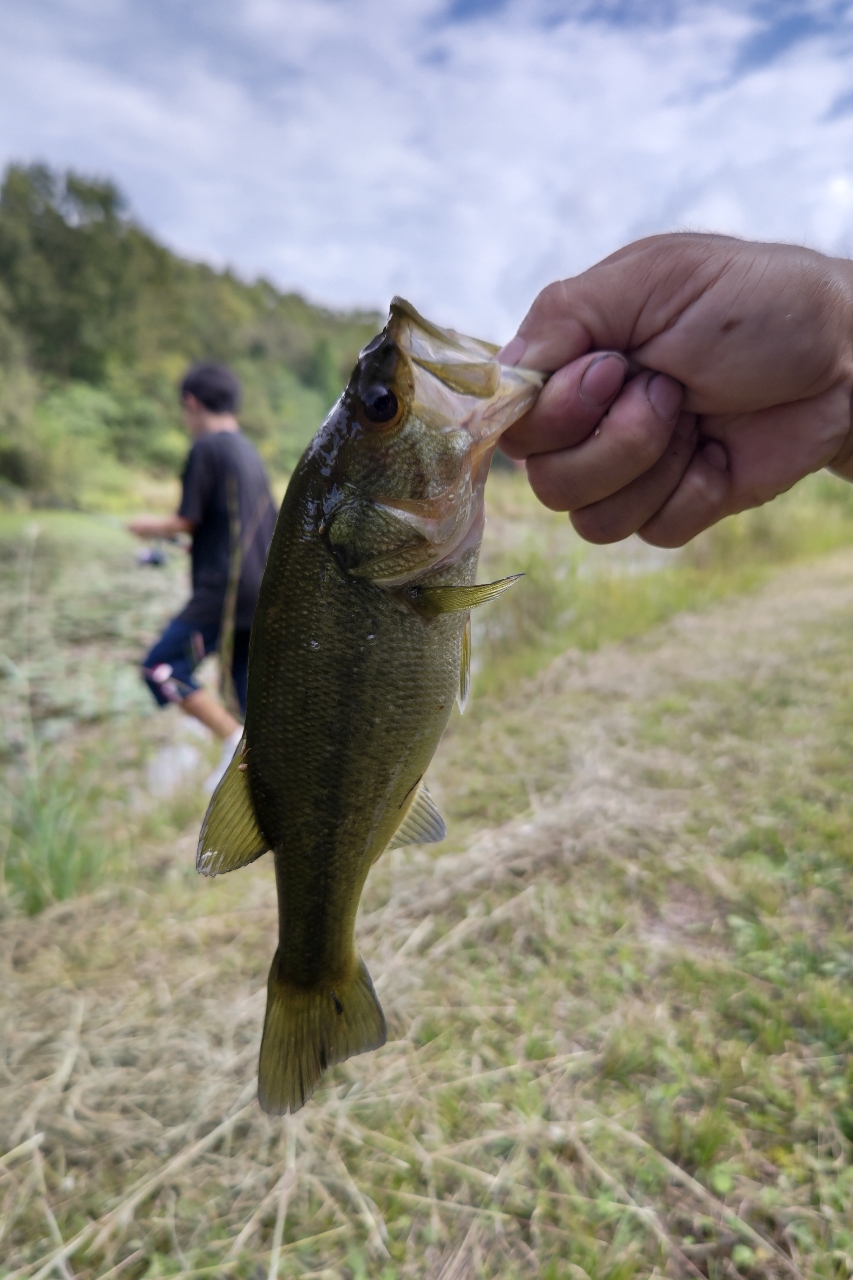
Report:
475,467,853,695
1,758,112,914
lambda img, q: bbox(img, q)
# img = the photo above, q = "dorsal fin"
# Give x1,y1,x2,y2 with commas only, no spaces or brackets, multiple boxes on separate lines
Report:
197,740,269,876
388,782,447,850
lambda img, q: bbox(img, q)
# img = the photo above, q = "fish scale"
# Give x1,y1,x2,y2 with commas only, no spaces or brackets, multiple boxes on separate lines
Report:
196,297,543,1112
247,478,470,986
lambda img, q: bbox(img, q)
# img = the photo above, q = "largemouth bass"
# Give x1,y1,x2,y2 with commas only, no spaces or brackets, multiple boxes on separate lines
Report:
197,299,543,1113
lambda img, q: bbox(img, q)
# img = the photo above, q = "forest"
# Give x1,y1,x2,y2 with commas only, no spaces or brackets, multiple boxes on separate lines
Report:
0,162,380,508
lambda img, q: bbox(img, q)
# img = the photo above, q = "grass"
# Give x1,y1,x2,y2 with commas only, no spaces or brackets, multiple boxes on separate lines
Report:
0,511,219,914
474,468,853,693
1,762,111,915
4,473,853,1275
429,468,853,845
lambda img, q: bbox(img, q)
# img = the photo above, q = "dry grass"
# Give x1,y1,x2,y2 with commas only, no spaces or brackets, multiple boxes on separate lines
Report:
5,538,853,1276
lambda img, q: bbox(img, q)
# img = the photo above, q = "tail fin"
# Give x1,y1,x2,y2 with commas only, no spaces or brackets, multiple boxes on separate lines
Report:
257,954,387,1114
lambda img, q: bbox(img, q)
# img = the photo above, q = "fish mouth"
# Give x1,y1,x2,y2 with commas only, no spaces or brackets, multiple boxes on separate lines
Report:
386,297,544,451
342,298,546,587
351,299,544,584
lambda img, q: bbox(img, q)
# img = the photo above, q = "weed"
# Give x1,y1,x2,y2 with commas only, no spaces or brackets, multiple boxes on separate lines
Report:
2,761,109,914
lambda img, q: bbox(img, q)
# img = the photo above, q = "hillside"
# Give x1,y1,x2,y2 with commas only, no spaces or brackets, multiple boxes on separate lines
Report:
0,163,381,509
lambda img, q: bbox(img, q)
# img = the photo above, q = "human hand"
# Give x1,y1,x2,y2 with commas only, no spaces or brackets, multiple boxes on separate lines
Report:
499,234,853,546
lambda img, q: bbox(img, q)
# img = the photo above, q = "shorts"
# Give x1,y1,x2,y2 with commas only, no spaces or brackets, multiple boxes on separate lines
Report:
142,617,251,716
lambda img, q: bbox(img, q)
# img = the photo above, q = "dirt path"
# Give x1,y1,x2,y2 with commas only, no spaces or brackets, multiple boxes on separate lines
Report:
6,550,853,1278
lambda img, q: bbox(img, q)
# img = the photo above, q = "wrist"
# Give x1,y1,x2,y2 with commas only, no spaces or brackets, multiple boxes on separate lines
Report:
827,255,853,481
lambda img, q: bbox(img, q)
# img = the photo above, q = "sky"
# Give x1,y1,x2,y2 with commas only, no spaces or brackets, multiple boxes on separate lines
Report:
2,0,853,338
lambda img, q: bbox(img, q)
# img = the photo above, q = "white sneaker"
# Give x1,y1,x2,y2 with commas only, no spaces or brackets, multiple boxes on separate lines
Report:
147,743,202,798
203,727,243,794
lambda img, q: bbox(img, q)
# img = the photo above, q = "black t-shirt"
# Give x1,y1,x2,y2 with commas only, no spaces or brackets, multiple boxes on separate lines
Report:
176,431,277,630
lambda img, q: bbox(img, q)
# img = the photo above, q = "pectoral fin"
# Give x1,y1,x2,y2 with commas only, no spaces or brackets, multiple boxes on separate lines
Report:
405,574,522,618
388,782,447,850
197,741,269,876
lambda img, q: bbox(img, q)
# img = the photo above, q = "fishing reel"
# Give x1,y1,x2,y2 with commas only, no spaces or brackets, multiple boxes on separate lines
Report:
135,540,168,567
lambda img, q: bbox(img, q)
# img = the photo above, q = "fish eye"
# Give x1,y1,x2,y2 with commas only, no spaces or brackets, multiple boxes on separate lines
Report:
360,384,399,425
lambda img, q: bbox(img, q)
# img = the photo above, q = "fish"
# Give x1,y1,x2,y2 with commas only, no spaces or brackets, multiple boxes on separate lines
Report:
196,298,544,1114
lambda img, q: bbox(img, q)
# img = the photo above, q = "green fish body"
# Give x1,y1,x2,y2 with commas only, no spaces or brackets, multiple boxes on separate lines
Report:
197,299,543,1113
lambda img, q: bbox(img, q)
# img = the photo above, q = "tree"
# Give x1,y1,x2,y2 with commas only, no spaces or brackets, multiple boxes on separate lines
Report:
0,164,147,381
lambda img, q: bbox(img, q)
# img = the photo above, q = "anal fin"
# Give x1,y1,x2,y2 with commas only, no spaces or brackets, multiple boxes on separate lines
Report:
388,781,446,850
197,739,269,876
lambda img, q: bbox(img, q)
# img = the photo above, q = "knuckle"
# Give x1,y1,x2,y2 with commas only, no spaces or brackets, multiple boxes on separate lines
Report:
535,279,571,318
520,279,573,337
691,454,731,506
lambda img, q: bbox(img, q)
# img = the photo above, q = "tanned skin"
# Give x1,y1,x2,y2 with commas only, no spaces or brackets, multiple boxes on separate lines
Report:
499,234,853,547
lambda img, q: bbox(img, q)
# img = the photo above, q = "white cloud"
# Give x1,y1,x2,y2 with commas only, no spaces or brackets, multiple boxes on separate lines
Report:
2,1,853,338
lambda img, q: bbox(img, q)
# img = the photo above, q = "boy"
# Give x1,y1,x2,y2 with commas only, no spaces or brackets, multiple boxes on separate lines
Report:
129,362,277,791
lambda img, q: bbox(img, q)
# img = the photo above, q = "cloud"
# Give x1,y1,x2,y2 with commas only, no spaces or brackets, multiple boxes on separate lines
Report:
1,0,853,337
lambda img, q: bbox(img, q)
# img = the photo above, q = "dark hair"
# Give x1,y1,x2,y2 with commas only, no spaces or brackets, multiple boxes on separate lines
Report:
180,362,242,414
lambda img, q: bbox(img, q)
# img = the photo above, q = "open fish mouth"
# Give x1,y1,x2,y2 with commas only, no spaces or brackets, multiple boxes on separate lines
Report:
323,297,546,588
386,296,544,451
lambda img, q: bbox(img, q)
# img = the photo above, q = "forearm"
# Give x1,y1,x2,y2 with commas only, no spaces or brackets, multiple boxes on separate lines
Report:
127,514,194,538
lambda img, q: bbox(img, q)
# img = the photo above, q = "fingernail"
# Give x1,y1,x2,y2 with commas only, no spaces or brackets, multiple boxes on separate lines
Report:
579,353,627,408
497,336,527,367
701,440,728,472
647,372,682,422
674,411,697,440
